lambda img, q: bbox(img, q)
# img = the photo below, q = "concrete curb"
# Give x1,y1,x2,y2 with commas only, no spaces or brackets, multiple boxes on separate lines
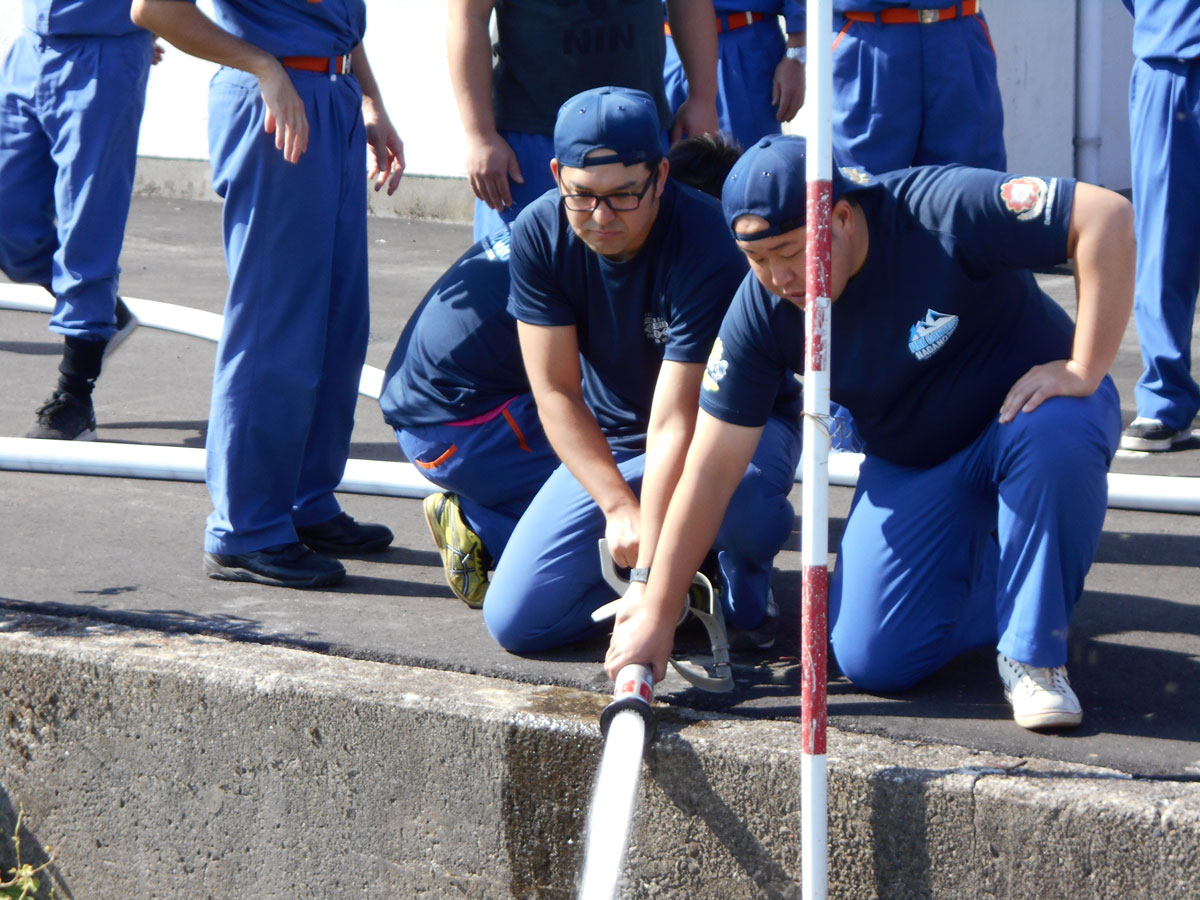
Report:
1,617,1196,899
133,156,476,224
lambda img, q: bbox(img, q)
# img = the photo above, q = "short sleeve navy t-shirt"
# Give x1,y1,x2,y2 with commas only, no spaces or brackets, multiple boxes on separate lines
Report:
701,165,1080,468
508,180,749,452
380,229,528,428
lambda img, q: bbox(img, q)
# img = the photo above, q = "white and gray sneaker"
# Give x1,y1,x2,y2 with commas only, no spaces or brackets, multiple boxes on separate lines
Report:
997,653,1082,730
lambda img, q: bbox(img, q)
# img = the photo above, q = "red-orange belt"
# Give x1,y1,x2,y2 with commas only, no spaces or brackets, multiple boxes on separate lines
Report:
843,1,981,25
665,11,768,37
281,54,351,75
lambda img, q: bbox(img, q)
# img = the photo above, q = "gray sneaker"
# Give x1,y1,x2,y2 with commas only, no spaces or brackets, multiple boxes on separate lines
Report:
997,653,1082,730
1119,417,1193,452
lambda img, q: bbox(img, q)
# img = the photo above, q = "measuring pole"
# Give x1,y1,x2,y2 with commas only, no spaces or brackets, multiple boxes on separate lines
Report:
801,1,832,899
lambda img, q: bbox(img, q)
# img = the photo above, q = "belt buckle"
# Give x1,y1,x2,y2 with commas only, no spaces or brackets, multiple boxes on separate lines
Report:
918,8,939,23
339,55,351,75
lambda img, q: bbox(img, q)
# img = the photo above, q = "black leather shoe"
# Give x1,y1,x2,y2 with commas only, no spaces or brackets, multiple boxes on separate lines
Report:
204,542,345,588
296,512,393,555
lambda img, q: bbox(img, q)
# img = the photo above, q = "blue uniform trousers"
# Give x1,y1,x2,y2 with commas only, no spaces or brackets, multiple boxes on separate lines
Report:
203,66,369,554
663,19,786,150
1129,57,1200,430
396,393,560,559
830,378,1121,693
831,12,1005,173
484,414,801,653
0,29,152,339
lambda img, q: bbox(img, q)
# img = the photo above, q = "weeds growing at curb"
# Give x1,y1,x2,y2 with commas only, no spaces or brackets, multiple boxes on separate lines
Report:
1,805,55,900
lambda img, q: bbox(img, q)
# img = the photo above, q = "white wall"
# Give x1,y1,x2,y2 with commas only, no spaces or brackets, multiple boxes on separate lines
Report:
0,0,1135,188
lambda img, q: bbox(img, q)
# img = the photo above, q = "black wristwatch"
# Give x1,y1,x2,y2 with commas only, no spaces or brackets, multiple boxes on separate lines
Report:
629,566,651,584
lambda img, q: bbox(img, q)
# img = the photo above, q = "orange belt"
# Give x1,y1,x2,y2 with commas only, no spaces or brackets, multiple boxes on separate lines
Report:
281,54,351,75
843,1,981,25
665,11,768,37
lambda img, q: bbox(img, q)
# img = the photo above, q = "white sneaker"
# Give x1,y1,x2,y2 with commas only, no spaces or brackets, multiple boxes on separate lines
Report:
996,653,1082,730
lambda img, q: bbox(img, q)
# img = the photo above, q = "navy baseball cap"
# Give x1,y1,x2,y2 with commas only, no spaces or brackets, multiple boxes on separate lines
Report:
553,86,663,169
722,135,874,240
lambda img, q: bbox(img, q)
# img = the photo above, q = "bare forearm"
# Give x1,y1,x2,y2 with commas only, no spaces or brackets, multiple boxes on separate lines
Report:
350,44,386,111
538,389,638,517
664,0,718,104
447,3,499,141
132,0,274,77
1068,184,1136,388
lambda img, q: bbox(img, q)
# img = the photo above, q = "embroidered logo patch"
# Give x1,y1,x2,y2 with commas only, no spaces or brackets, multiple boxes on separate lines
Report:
1000,176,1050,222
643,313,668,345
908,310,959,361
840,166,872,185
702,338,728,392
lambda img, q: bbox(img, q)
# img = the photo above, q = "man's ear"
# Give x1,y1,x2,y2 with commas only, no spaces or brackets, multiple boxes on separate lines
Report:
550,158,560,182
832,197,855,239
655,157,669,197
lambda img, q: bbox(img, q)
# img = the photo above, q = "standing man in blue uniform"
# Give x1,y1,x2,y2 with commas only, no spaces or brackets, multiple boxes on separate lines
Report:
791,1,1006,173
662,2,807,149
448,0,721,241
606,136,1135,731
1119,0,1200,451
132,0,404,589
0,1,157,440
486,87,801,654
380,133,747,611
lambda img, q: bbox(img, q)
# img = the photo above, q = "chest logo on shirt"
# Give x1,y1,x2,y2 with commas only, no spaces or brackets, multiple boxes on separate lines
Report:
702,338,727,393
1000,176,1050,222
644,313,668,345
908,310,959,361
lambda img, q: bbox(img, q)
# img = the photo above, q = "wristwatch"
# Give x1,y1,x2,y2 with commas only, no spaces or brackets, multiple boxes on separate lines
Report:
786,46,807,64
629,566,651,584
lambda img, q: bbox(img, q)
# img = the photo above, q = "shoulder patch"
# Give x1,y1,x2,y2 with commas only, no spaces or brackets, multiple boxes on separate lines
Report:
1000,176,1050,222
840,166,872,185
702,338,728,392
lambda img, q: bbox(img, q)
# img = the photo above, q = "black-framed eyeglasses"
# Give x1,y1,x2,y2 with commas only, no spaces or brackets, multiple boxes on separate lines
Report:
560,171,658,213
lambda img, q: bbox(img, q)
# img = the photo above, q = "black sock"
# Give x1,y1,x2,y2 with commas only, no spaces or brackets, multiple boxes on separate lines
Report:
57,336,106,401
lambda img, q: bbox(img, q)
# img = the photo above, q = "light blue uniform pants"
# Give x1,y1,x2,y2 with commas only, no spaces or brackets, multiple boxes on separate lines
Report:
830,378,1120,692
203,66,369,554
664,18,786,151
830,11,1006,173
484,414,801,653
1129,57,1200,430
0,29,152,339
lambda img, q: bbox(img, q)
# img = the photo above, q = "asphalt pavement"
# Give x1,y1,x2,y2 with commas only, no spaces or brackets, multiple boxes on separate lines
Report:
2,196,1198,780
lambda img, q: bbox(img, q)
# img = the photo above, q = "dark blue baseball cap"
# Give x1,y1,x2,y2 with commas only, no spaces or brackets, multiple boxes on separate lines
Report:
553,86,663,169
722,135,874,240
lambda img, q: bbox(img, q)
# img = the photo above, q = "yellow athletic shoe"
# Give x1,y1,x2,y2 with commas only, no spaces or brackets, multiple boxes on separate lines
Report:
423,492,493,608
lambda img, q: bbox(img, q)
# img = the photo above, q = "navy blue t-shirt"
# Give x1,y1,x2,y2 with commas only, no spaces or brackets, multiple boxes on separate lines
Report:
508,179,752,452
380,229,528,428
701,165,1079,468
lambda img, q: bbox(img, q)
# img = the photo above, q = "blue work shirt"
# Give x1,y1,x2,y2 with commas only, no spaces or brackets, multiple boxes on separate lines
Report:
796,1,982,18
381,229,527,428
1122,0,1200,60
701,165,1079,468
22,0,145,36
509,179,750,452
182,0,364,57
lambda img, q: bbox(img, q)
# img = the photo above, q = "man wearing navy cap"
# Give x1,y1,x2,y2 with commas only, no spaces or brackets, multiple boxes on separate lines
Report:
380,135,746,611
606,135,1135,731
485,87,801,654
133,0,404,588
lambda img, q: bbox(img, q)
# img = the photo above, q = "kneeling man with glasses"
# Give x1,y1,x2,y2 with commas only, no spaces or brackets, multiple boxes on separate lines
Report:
483,86,801,655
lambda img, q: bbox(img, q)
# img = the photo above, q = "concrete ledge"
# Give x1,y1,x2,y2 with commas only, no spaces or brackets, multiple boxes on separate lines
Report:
133,156,475,223
1,618,1196,900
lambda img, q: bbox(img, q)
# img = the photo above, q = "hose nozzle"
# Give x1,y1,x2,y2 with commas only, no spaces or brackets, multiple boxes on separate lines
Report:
599,664,657,750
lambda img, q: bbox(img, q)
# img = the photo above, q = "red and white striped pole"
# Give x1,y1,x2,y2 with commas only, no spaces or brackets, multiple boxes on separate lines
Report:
801,1,833,899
